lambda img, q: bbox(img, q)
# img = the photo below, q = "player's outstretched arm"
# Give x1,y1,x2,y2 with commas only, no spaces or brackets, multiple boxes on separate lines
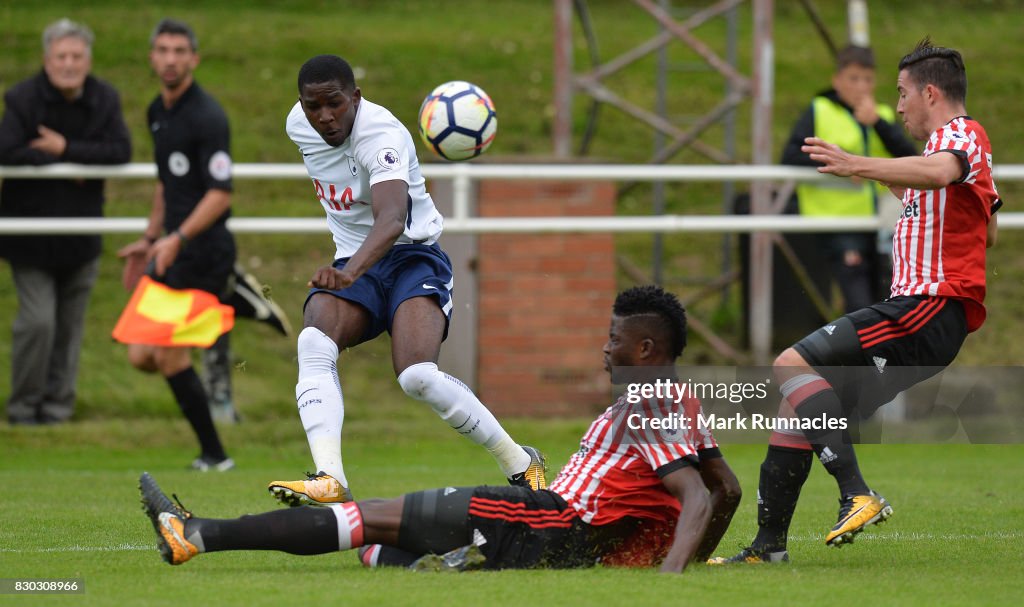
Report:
801,136,963,190
658,465,711,573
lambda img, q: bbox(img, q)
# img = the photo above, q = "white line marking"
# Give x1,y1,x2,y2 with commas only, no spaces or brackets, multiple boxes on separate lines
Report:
0,542,151,554
785,530,1023,542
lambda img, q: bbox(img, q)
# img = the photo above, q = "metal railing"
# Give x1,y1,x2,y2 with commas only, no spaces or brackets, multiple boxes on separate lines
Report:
3,161,1020,363
2,162,1022,234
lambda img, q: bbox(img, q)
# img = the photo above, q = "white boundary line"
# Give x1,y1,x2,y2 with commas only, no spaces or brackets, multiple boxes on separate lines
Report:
785,530,1023,543
0,543,151,554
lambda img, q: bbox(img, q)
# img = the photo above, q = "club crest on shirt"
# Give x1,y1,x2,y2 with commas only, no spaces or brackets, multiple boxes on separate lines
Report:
376,147,401,170
347,156,359,177
168,151,190,177
659,425,685,444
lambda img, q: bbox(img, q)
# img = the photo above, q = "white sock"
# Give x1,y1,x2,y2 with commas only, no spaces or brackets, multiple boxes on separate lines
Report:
296,327,348,486
397,362,530,477
486,434,531,477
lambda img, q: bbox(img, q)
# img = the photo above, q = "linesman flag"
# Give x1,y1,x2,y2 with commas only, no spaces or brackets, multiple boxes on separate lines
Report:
112,276,234,348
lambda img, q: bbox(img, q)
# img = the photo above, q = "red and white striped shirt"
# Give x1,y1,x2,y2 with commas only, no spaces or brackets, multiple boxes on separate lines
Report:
891,116,998,331
549,391,713,527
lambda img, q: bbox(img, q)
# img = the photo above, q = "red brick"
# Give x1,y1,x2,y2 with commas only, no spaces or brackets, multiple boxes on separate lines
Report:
505,313,570,330
566,235,614,255
476,178,616,416
566,277,616,293
480,336,535,353
537,257,589,273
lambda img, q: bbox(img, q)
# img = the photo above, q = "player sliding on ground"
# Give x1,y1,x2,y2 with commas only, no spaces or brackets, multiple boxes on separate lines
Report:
268,54,544,505
711,38,1000,564
142,286,741,572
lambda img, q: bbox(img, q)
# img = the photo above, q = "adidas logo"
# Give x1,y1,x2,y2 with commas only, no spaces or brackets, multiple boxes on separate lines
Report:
823,325,836,335
819,446,838,464
472,528,487,546
873,356,887,374
443,487,457,496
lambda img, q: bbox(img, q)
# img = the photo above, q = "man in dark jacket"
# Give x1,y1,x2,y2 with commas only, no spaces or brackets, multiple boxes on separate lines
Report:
0,18,131,424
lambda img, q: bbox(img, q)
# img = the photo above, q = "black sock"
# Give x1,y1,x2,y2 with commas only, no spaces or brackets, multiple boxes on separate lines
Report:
795,387,870,497
167,367,227,460
752,445,813,551
359,544,422,568
185,507,340,554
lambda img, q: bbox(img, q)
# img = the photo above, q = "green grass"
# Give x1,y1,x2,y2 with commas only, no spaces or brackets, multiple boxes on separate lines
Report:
2,416,1023,606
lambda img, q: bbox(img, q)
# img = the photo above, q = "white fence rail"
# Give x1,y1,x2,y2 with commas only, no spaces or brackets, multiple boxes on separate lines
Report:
3,162,1020,363
2,163,1022,233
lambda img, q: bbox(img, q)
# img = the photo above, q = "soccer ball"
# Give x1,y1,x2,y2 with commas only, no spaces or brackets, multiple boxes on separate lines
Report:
418,81,497,161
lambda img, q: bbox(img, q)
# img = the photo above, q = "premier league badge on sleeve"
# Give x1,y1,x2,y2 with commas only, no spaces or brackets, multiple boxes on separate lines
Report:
376,148,401,170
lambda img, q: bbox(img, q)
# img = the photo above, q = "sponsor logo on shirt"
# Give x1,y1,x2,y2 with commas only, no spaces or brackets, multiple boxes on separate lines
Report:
901,201,920,219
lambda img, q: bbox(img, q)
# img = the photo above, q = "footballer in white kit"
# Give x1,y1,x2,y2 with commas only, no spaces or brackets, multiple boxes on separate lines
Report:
285,97,444,259
268,55,546,507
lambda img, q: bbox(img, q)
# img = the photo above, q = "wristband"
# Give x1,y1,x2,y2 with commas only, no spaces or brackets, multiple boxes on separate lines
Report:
174,228,189,243
991,199,1003,215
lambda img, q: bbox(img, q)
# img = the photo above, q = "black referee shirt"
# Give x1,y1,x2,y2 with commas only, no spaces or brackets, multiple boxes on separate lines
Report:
147,82,232,233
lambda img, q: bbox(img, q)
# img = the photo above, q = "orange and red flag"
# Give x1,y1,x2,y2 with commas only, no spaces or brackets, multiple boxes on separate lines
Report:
112,276,234,348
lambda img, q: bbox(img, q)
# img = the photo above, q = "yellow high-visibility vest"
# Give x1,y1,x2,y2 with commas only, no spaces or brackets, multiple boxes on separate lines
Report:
797,96,897,217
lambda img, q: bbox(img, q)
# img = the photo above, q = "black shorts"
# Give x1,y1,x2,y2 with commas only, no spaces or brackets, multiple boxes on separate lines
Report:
466,485,601,570
393,485,635,570
793,295,967,417
153,226,235,299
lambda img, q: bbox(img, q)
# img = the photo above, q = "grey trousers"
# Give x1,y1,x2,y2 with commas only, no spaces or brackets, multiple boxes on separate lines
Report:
6,258,99,423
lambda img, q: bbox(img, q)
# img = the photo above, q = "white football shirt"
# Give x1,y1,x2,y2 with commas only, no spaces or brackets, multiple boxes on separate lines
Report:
286,98,443,258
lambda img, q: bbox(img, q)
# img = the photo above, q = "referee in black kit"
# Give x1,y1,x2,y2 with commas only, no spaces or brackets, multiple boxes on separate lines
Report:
118,18,235,471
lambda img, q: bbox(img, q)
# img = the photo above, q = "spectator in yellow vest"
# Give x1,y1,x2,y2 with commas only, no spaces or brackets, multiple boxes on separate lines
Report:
782,45,916,312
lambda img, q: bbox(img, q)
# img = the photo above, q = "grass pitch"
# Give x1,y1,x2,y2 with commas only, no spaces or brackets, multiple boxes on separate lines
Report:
2,413,1022,606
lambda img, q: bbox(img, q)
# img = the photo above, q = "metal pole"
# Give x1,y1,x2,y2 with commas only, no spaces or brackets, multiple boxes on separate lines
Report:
750,0,775,363
652,0,670,284
553,0,574,158
848,0,870,46
452,164,471,222
720,1,739,304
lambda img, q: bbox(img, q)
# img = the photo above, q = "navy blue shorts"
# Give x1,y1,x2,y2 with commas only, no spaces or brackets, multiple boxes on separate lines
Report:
304,243,454,344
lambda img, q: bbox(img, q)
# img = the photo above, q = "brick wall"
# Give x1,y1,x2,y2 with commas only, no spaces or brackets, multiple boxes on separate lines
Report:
476,180,616,417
